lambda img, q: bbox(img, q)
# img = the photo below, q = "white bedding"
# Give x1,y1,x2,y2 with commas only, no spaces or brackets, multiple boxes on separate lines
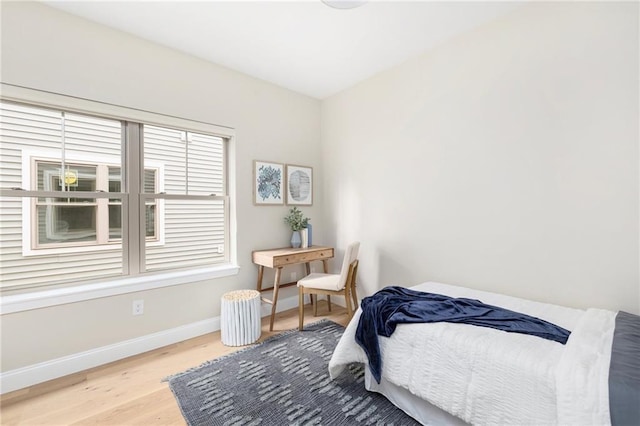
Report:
329,281,617,425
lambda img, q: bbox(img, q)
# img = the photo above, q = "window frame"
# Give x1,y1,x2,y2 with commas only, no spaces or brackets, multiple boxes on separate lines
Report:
0,84,238,313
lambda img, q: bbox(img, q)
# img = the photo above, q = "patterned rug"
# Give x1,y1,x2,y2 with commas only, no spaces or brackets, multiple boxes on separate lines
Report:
166,320,420,425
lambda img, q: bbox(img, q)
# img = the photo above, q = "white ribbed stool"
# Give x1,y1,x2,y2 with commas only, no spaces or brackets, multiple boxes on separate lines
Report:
221,289,262,346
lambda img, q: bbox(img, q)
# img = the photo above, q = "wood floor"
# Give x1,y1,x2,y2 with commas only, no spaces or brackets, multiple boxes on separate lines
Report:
0,303,350,425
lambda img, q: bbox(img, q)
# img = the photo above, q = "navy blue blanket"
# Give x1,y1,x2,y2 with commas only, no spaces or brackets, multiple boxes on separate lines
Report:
355,286,571,383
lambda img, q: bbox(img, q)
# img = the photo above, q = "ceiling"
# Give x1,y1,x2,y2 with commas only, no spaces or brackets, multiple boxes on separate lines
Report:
42,1,524,100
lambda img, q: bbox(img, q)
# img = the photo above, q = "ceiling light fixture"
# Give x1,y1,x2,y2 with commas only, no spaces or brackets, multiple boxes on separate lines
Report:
322,0,367,10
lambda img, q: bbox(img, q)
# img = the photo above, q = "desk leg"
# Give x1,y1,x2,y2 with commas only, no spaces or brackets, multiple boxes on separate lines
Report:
269,267,282,331
322,260,332,312
256,265,264,291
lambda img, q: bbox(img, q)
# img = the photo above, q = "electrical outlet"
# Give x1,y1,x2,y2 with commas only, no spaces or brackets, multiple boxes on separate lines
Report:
132,300,144,316
217,245,224,254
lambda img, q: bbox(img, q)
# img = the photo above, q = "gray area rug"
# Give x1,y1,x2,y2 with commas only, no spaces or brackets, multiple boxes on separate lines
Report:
166,320,420,425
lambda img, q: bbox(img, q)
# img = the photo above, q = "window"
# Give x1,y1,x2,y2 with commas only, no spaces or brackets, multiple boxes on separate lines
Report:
0,98,232,295
32,160,159,247
142,125,227,272
37,161,99,245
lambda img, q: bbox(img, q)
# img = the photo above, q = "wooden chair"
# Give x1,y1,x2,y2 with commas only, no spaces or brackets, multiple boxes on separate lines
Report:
298,242,360,331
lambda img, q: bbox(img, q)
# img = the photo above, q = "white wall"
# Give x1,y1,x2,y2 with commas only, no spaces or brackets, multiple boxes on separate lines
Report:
0,2,322,373
321,2,639,314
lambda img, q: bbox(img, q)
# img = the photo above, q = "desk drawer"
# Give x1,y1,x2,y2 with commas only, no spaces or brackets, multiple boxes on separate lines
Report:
272,248,334,267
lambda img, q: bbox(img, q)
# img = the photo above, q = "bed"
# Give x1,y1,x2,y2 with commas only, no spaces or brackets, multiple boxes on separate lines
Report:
329,281,640,425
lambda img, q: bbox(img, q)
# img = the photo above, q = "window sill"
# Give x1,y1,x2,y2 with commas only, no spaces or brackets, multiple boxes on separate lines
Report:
0,264,240,315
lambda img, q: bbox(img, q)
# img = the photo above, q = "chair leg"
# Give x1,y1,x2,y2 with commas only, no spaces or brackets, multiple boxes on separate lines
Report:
298,287,304,331
327,295,332,312
351,282,358,312
313,294,318,316
345,288,353,318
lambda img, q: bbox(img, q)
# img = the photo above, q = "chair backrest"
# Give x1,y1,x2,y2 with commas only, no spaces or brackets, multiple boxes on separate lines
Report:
337,242,360,289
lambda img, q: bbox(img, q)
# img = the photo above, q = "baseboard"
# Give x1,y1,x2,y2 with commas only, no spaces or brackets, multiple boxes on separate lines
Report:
0,294,300,395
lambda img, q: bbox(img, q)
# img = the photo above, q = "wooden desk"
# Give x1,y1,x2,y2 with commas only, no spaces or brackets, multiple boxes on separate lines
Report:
252,245,334,331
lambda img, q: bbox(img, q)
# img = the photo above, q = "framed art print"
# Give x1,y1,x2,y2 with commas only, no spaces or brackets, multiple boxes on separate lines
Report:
254,160,284,205
286,164,313,206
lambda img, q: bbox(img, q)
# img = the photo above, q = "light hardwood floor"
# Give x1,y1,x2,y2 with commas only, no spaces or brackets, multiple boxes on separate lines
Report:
1,303,350,425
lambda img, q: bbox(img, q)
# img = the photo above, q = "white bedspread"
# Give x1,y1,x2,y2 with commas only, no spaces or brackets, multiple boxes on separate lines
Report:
328,282,617,425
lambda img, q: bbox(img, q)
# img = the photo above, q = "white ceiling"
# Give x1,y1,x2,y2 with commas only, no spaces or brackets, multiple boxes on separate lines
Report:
43,1,524,99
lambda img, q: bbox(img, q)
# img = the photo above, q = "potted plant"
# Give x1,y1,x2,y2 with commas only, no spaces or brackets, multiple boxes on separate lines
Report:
284,207,310,248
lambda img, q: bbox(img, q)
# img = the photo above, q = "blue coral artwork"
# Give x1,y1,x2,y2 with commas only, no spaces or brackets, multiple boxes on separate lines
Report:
254,160,284,205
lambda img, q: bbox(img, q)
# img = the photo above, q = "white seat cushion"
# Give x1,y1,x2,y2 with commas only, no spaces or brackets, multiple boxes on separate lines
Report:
297,273,343,291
